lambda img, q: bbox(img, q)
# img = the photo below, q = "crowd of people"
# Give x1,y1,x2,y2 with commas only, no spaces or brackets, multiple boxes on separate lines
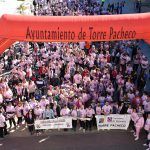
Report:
0,0,149,149
32,0,126,15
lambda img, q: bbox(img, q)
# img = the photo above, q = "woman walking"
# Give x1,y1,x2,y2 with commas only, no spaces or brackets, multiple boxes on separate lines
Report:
26,109,35,135
134,114,144,141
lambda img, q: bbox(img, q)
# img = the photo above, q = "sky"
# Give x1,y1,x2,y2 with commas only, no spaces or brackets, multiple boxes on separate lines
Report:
0,0,33,17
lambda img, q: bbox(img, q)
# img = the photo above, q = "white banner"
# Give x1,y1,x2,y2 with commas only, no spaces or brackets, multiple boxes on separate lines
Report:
96,114,131,130
35,117,72,130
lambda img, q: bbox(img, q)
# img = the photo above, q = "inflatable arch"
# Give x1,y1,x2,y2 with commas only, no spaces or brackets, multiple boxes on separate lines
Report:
0,13,150,54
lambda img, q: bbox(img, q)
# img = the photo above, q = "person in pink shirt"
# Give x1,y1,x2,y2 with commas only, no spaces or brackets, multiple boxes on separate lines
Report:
6,102,16,129
26,65,33,79
39,96,49,110
3,86,13,102
71,105,78,131
0,108,5,138
23,101,31,124
34,104,44,136
86,105,95,131
0,89,3,105
15,102,23,126
34,105,43,120
78,105,86,132
60,105,70,117
96,103,102,115
130,108,138,134
75,98,83,109
134,114,144,141
28,81,37,99
16,83,23,101
143,114,150,149
102,102,112,115
29,97,38,109
127,105,133,114
73,72,82,88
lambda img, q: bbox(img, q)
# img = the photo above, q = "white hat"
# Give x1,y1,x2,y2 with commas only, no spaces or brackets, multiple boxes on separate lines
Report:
42,96,46,99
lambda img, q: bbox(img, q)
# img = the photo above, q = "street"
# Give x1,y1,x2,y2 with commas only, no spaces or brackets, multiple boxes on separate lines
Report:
0,130,147,150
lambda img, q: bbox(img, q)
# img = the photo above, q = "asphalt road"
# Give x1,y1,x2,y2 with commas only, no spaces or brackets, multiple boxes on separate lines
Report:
0,130,147,150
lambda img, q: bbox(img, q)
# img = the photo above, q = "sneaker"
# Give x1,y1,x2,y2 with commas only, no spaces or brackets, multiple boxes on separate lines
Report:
79,127,83,130
83,129,85,133
130,130,134,133
135,137,139,141
143,143,148,147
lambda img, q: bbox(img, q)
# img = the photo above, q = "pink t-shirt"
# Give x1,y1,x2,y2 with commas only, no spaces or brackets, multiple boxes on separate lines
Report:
96,106,101,115
71,110,77,120
74,74,82,84
15,106,23,117
131,112,139,123
86,108,95,118
102,105,112,115
79,109,86,118
136,117,144,128
60,108,70,116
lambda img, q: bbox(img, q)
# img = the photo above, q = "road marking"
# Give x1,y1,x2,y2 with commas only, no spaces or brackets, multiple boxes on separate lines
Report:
38,137,49,143
22,120,25,125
